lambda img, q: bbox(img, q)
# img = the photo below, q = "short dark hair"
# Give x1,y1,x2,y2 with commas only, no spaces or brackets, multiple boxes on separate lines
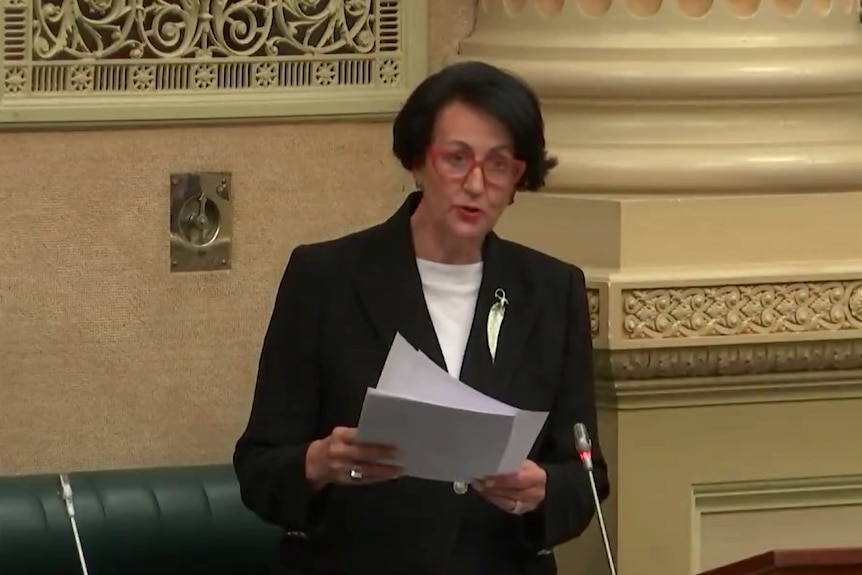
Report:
392,60,557,192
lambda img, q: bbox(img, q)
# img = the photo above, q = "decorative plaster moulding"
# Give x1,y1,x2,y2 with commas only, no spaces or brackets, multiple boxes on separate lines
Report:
0,0,428,127
585,274,862,408
477,0,860,39
693,475,862,515
586,276,862,347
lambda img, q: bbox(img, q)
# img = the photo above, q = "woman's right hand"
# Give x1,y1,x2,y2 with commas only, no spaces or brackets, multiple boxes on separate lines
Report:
305,426,403,490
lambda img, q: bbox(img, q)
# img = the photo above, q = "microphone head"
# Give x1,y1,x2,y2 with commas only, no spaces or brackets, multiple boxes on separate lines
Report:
574,423,592,454
59,474,73,500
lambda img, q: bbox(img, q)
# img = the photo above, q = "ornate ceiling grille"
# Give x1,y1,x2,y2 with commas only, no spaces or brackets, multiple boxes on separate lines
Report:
1,0,427,126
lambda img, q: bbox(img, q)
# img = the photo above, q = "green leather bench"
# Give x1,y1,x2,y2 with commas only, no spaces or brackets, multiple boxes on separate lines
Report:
0,464,284,575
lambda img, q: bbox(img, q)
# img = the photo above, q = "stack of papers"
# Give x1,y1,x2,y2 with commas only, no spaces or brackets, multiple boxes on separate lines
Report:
355,333,549,483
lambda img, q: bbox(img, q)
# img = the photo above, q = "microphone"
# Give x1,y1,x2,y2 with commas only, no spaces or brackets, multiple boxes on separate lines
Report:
58,474,90,575
574,423,617,575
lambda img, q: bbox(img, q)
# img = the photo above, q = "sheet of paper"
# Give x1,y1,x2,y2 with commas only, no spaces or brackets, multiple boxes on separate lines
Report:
357,387,514,481
497,409,550,474
375,333,419,393
355,332,550,482
377,333,515,415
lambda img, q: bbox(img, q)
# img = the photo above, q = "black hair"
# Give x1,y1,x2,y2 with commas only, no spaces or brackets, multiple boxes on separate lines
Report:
391,60,558,192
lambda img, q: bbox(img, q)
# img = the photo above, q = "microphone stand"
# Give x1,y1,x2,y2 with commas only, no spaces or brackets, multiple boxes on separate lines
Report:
574,423,617,575
59,474,90,575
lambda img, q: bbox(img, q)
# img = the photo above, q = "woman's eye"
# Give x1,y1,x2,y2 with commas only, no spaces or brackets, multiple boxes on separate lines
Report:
488,157,511,171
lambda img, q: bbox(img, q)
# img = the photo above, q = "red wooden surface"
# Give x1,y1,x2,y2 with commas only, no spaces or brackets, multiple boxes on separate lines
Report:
699,548,862,575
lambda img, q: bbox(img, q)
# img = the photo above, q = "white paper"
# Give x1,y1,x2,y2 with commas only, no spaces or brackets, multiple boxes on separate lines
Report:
355,333,549,482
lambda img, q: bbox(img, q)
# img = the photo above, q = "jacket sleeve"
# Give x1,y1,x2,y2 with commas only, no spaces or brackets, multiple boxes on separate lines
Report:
521,264,610,550
233,244,328,532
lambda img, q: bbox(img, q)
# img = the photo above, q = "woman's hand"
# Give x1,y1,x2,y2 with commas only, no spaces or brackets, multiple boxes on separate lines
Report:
471,460,547,515
305,426,403,490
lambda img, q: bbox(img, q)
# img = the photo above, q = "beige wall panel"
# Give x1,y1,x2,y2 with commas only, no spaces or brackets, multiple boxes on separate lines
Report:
613,398,862,575
0,1,475,475
496,192,862,275
697,497,862,572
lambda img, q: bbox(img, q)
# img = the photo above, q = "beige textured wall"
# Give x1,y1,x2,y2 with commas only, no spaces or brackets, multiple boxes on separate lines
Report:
616,399,862,575
0,2,474,475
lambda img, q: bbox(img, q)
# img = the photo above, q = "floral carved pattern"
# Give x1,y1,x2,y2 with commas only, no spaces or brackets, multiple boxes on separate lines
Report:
622,281,862,339
1,0,418,123
587,289,600,338
31,0,379,60
594,339,862,381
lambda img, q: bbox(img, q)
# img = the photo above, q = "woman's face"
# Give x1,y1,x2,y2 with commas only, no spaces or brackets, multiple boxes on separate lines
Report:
413,100,525,246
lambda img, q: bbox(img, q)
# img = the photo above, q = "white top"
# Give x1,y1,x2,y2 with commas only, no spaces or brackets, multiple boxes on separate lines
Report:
415,258,483,379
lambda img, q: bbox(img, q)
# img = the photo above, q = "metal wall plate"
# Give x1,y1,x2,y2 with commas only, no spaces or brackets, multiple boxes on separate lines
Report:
170,172,232,272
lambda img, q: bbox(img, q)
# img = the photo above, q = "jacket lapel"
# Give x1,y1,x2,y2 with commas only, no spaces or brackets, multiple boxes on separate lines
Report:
353,193,446,372
352,192,540,400
458,232,539,401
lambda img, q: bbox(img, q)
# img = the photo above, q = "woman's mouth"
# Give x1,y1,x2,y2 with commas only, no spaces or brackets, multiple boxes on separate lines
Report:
455,205,482,221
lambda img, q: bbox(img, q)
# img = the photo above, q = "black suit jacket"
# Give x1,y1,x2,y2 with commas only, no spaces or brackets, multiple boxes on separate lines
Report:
234,192,610,575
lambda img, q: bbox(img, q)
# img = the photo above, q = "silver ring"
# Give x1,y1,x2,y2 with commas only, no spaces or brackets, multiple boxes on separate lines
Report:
512,500,525,515
349,468,363,481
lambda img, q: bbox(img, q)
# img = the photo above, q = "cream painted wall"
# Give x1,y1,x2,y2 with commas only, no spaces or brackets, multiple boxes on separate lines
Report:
616,400,862,575
0,1,473,474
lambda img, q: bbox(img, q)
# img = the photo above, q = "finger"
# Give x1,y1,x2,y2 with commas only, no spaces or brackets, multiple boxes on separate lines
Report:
330,428,399,458
331,426,357,443
341,462,404,484
332,427,399,452
476,475,527,491
331,443,399,465
478,486,529,500
354,443,400,461
472,480,516,497
353,462,404,481
478,492,518,512
478,466,542,490
472,481,544,504
480,492,536,515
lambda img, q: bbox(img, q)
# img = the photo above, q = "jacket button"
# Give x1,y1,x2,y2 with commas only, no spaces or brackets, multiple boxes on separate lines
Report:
453,481,468,494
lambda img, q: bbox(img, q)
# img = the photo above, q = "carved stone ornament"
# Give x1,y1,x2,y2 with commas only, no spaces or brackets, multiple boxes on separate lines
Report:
622,282,862,340
595,339,862,382
585,281,862,406
0,0,427,126
587,288,600,338
594,341,862,409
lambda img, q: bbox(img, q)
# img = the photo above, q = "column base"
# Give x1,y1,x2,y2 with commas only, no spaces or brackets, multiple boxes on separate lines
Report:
497,191,862,408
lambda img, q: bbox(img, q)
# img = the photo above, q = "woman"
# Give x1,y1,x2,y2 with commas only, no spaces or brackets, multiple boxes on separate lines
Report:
233,60,610,575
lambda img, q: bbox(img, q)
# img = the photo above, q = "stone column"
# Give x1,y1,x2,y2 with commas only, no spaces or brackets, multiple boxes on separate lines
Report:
459,2,862,574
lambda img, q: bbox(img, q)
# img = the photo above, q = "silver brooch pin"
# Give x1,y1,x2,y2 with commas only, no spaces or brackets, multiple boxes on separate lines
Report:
487,288,507,362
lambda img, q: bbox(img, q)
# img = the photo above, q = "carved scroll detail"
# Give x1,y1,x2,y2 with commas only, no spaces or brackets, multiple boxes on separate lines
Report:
1,0,423,124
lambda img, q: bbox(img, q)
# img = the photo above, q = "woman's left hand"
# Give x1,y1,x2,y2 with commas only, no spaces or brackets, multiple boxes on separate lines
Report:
471,460,547,515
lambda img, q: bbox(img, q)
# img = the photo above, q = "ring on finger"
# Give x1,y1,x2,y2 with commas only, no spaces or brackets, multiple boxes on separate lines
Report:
511,500,526,515
349,467,364,482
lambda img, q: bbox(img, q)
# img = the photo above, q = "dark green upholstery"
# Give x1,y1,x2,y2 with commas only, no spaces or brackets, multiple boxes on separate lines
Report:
0,464,283,575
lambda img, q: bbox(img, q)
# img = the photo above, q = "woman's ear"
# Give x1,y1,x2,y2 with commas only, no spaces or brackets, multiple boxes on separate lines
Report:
410,168,424,192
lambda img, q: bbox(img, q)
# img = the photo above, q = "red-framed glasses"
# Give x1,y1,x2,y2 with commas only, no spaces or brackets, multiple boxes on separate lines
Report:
427,146,526,188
